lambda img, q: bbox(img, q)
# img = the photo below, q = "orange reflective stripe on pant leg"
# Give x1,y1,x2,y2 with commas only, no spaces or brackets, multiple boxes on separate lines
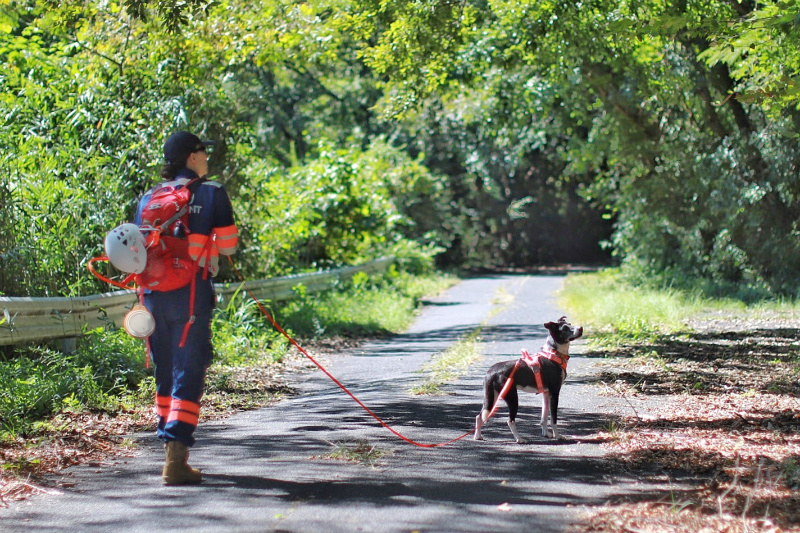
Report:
167,399,201,426
156,394,171,418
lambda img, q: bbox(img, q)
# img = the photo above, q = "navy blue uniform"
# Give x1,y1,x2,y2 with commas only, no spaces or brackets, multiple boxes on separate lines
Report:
135,168,238,447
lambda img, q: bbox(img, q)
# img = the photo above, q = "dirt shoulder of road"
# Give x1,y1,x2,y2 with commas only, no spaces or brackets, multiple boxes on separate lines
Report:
574,312,800,533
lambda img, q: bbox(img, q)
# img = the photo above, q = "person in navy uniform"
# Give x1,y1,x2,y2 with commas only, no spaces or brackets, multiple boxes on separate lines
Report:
135,130,239,485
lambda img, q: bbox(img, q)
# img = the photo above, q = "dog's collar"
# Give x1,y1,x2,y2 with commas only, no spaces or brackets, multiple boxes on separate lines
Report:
544,346,569,358
544,339,569,357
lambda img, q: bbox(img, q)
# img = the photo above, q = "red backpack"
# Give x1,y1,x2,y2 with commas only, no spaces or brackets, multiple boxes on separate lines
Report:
88,178,211,346
135,178,206,292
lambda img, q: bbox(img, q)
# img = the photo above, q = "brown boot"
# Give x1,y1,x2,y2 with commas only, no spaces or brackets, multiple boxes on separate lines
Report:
162,440,202,485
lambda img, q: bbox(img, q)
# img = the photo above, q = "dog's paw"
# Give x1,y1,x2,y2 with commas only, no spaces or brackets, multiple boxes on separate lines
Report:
516,438,527,444
473,434,484,441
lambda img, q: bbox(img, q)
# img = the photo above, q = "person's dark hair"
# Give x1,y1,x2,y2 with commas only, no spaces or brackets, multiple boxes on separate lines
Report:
161,162,183,180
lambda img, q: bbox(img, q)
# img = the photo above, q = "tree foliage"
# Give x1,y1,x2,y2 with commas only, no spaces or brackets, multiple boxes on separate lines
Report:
3,0,800,299
361,0,800,296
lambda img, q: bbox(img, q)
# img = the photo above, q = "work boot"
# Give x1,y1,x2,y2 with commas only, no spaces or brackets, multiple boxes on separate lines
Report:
162,440,202,485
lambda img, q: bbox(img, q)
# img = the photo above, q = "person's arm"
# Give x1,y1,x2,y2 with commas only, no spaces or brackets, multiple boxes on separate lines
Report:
186,181,238,262
212,184,239,256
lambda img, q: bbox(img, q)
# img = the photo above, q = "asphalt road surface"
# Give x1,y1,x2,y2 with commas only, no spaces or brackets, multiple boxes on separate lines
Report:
1,274,666,533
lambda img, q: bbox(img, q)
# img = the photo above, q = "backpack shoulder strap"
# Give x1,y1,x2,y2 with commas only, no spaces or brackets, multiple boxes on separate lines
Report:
152,178,208,232
185,177,207,191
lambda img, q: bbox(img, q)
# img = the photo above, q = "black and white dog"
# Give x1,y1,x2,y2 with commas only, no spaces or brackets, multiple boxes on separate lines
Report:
474,317,583,443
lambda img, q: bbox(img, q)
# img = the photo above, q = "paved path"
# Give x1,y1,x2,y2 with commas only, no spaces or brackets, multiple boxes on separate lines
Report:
1,275,660,533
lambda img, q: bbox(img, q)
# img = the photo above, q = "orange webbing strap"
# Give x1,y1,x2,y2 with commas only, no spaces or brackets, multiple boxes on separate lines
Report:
178,237,214,348
225,256,517,448
178,268,197,348
141,290,153,369
87,256,136,290
486,359,522,418
540,348,569,372
521,349,547,393
533,364,544,392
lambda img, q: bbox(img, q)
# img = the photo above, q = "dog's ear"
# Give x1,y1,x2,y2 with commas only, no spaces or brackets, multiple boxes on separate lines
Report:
544,321,557,331
558,316,568,323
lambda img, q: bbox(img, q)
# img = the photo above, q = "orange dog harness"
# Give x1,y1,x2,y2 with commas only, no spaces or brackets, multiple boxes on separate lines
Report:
520,348,570,393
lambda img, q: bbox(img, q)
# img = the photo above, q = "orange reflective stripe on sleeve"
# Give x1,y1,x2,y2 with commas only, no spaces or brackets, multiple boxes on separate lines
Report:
206,242,219,261
214,224,239,255
155,394,171,418
187,233,210,261
167,399,201,426
197,244,219,268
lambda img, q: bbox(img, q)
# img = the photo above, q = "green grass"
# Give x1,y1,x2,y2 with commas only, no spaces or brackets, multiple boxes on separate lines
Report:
275,270,457,339
0,329,149,438
212,293,291,366
323,439,389,468
410,327,484,395
558,268,800,348
559,269,702,338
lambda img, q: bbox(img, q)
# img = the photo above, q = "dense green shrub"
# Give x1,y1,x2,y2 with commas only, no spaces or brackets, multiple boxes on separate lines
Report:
0,330,143,436
233,138,445,276
211,292,290,366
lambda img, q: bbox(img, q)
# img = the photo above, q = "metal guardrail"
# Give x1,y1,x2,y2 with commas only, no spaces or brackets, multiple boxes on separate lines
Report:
0,257,394,346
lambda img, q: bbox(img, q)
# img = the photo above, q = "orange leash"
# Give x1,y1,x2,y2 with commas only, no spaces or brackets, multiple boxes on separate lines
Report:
226,257,515,448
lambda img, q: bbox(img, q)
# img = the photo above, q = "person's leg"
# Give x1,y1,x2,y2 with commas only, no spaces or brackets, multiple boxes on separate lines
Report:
161,314,213,447
159,280,214,485
144,294,174,441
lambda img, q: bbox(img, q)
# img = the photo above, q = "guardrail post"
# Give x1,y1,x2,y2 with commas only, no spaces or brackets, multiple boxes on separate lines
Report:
61,338,78,354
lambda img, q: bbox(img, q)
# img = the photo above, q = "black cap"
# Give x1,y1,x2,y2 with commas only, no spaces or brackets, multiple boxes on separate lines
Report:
163,131,215,166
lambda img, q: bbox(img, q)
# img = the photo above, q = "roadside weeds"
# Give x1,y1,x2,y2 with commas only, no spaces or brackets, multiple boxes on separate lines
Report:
574,320,800,533
0,347,315,506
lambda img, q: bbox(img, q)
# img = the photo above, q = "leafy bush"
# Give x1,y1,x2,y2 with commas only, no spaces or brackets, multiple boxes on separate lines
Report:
233,138,444,278
276,281,409,339
0,3,255,296
389,240,444,276
605,128,800,300
0,349,110,437
212,290,290,366
71,329,149,390
275,268,455,340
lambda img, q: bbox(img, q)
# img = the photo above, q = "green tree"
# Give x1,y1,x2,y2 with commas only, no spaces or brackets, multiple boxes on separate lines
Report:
356,0,800,295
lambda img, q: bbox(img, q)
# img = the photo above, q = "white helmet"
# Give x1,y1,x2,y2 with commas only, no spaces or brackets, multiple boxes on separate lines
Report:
105,223,147,274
